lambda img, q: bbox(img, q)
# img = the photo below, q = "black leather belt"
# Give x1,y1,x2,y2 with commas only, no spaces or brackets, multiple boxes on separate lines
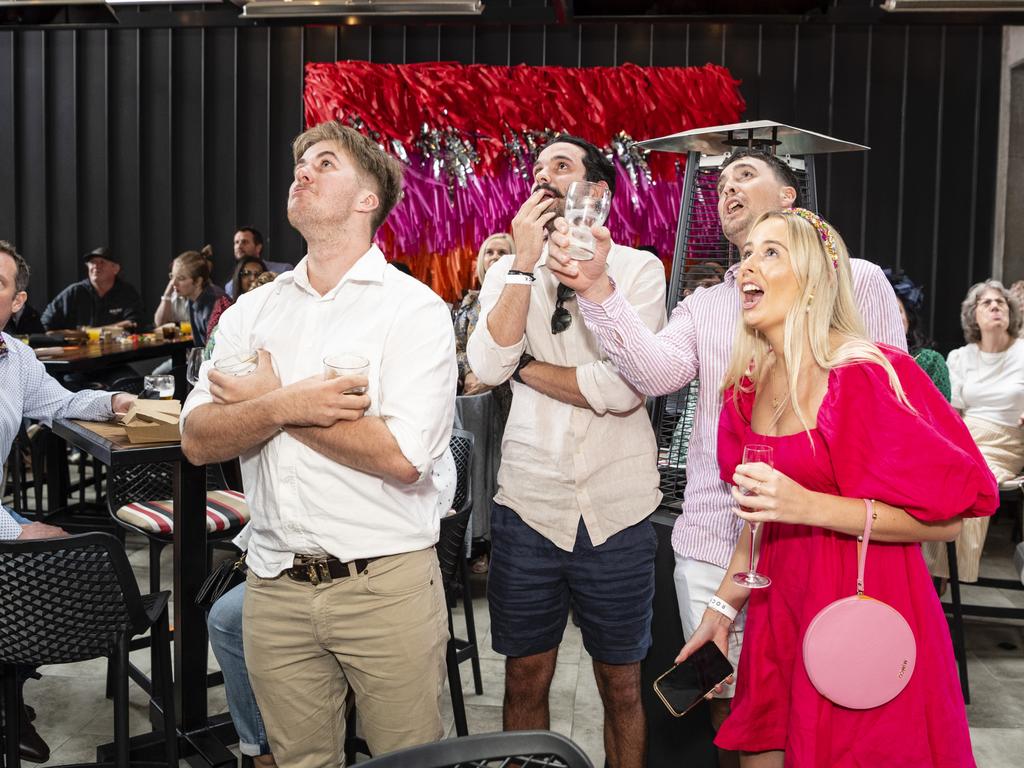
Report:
285,555,379,585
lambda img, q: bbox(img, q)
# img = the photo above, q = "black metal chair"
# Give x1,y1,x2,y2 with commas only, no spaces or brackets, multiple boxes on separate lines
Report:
3,425,44,516
941,481,1024,705
107,376,146,396
0,533,177,768
437,429,483,738
448,430,483,692
356,730,594,768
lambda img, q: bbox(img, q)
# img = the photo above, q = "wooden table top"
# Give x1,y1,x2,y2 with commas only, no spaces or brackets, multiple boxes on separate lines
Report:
37,335,194,371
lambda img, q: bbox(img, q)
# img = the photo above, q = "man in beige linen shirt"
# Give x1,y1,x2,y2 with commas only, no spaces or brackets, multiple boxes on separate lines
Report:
467,135,665,768
181,122,456,767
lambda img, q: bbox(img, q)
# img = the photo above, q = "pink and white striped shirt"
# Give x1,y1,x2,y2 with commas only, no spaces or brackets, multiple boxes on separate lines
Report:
577,259,907,569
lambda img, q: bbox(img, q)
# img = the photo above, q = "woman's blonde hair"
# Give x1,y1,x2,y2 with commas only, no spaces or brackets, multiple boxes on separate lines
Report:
476,233,514,286
723,210,909,438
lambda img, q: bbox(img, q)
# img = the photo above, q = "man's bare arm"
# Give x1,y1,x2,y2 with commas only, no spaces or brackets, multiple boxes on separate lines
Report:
487,189,556,347
286,417,419,485
182,373,369,466
518,361,590,409
181,399,282,465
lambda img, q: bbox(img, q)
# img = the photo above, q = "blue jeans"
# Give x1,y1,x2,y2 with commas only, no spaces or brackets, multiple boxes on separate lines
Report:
7,509,30,525
207,583,270,757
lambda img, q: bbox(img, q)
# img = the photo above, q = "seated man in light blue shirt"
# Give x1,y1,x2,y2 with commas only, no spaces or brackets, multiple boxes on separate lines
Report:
0,240,134,538
1,240,135,761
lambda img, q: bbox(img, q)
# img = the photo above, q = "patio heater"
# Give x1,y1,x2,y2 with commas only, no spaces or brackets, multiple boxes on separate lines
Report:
636,121,868,507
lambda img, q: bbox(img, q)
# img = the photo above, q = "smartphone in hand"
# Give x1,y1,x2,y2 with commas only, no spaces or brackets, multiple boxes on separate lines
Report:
653,642,734,717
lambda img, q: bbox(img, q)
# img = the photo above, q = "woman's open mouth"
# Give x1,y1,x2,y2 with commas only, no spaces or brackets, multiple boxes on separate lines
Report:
741,282,764,310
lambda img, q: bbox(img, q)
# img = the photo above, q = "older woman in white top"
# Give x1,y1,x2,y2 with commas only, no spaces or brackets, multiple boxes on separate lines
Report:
926,279,1024,582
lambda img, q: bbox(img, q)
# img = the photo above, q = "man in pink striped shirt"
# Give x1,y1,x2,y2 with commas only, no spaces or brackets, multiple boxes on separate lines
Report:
548,150,905,765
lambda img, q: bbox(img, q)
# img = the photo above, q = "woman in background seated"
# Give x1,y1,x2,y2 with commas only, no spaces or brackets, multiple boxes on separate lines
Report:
158,247,223,348
925,279,1024,583
454,233,513,396
885,268,950,400
207,257,267,340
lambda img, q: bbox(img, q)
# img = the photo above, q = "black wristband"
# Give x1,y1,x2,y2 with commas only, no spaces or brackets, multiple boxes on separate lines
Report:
512,353,534,384
507,269,535,280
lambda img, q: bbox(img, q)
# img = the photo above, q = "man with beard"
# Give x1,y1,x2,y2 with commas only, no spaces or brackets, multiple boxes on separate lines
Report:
467,136,666,768
180,121,456,767
546,149,904,768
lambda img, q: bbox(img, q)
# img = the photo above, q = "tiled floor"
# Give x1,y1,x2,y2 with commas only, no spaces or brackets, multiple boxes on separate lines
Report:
14,516,1024,767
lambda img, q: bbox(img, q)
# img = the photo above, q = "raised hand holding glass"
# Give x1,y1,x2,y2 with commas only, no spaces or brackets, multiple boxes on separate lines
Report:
564,181,611,261
733,444,774,589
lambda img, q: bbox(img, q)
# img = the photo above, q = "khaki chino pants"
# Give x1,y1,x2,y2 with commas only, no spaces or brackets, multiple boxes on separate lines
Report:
242,548,449,767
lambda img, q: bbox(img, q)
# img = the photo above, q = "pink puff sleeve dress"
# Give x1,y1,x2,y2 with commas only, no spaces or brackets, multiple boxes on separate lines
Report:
713,346,998,767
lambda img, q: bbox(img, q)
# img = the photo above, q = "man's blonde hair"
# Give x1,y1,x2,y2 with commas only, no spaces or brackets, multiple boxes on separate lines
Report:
292,121,403,234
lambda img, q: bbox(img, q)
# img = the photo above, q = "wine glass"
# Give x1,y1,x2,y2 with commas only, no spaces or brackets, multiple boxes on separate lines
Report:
733,444,774,589
564,181,612,260
185,347,205,387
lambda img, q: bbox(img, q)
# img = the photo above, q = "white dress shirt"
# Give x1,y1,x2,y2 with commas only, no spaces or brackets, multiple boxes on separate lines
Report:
181,246,457,578
466,244,667,552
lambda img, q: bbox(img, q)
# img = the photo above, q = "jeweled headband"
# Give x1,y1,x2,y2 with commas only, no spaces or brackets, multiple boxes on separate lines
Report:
779,208,839,271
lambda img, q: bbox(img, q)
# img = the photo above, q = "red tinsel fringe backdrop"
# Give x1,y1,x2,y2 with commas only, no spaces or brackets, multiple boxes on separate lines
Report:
304,61,745,301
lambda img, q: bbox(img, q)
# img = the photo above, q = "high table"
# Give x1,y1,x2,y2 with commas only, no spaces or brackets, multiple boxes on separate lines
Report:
40,336,194,513
38,335,193,376
49,419,237,767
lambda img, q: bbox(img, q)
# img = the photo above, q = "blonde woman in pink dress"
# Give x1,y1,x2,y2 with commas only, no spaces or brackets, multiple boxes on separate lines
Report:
674,209,997,767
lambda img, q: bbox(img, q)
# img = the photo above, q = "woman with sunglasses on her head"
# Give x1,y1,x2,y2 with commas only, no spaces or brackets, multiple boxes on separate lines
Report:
206,257,267,341
675,209,997,767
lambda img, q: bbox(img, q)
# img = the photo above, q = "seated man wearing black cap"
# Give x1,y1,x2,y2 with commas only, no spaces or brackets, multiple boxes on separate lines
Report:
40,247,145,331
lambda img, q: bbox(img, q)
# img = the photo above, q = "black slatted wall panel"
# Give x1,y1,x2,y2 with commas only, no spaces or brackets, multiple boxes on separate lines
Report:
0,14,1001,352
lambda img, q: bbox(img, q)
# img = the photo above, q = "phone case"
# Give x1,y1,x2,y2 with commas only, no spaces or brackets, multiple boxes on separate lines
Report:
653,645,734,718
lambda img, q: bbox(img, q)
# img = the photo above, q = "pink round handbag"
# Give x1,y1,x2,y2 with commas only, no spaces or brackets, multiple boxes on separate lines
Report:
801,499,917,709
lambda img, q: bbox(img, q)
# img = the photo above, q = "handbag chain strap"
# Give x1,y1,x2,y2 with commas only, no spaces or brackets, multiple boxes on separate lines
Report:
856,498,875,596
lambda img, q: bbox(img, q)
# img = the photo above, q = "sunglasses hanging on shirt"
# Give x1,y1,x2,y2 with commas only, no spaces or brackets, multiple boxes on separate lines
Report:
551,283,575,335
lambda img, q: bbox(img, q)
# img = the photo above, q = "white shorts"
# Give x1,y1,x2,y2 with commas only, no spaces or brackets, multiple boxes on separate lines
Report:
673,554,745,699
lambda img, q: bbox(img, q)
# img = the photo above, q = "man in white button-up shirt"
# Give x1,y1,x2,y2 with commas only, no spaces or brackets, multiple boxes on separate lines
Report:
467,136,665,768
181,122,456,767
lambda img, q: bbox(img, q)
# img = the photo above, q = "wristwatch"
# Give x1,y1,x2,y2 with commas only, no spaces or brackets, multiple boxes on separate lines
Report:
512,353,534,384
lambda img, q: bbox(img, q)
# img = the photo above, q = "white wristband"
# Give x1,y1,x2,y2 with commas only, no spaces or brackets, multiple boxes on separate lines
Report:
160,295,173,302
505,273,535,286
707,595,738,622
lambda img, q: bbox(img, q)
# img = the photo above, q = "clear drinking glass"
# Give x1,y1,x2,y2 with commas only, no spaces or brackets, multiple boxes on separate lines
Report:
732,444,774,589
185,347,205,386
213,352,258,377
143,374,176,400
564,181,612,261
323,353,370,394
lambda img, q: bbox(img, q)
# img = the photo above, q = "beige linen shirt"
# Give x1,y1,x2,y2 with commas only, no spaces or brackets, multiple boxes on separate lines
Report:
467,244,666,552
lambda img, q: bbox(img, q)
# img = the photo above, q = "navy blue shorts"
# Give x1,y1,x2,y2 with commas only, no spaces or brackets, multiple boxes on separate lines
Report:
487,503,657,665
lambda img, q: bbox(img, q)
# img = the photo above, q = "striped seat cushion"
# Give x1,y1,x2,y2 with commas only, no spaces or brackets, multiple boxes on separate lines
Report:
115,489,250,535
